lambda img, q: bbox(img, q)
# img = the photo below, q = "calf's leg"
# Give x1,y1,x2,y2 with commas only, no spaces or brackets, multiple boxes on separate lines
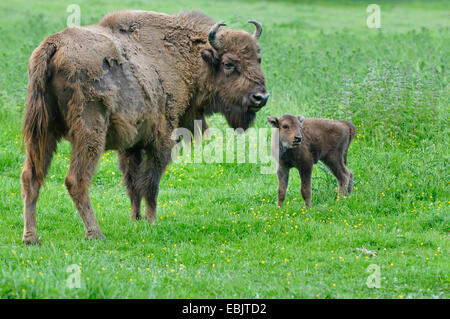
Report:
347,170,354,194
298,164,313,208
119,148,143,220
342,145,354,193
276,166,290,207
323,156,350,197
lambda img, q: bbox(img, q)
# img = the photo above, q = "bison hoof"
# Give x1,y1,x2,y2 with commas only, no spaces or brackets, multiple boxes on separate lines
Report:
85,230,106,240
22,234,41,245
145,216,158,225
130,214,142,221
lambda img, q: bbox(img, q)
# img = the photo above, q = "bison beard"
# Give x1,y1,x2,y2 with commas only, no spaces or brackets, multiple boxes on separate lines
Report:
225,108,256,131
20,10,268,244
215,98,257,130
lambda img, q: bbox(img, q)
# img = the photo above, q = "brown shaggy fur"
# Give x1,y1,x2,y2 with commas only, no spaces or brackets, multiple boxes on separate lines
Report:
268,114,355,208
21,10,268,244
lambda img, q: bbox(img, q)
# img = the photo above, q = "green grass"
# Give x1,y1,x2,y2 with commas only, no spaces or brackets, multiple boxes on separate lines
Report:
0,0,449,298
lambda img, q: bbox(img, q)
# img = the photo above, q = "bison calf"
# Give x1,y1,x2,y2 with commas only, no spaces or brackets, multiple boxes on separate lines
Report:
268,114,355,208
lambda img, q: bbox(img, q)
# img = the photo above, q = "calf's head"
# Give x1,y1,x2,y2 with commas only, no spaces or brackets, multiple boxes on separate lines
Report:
268,114,305,148
201,21,269,130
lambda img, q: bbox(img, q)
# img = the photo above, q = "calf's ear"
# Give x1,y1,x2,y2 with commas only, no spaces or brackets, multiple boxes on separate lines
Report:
267,116,279,128
201,49,219,68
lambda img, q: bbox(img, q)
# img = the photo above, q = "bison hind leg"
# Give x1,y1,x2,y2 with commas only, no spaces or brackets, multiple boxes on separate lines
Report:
65,139,105,240
64,97,106,240
21,131,59,245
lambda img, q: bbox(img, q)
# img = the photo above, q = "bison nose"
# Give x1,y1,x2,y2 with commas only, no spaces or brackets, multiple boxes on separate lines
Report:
251,92,270,108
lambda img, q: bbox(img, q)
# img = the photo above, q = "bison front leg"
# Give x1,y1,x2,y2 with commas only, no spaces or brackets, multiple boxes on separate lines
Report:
141,149,171,224
119,148,143,220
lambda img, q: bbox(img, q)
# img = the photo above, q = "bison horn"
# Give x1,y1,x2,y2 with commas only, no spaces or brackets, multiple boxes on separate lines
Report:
208,21,226,51
248,20,262,40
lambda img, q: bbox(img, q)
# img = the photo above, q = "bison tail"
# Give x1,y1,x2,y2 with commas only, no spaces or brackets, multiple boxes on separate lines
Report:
22,41,57,184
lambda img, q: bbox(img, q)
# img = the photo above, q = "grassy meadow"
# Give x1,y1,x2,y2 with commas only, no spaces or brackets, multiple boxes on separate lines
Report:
0,0,448,298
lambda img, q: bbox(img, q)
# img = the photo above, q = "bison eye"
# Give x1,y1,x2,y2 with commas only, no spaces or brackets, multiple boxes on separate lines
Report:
282,125,289,130
223,62,234,70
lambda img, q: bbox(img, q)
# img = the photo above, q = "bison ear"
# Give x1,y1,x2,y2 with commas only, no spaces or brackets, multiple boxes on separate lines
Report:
267,116,279,128
201,49,219,68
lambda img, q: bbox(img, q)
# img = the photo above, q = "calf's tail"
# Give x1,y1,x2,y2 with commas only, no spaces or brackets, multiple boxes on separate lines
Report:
345,121,356,145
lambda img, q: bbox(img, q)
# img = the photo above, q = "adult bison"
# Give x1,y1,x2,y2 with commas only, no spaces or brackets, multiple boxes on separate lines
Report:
21,10,269,244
